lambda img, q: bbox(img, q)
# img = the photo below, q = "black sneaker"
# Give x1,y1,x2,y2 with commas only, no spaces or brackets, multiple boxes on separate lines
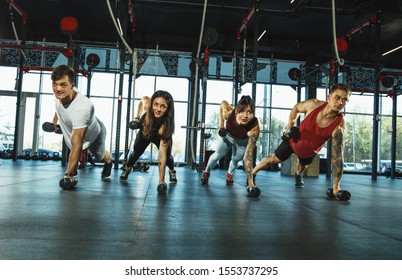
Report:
169,170,177,183
295,173,304,187
120,166,132,181
101,161,113,178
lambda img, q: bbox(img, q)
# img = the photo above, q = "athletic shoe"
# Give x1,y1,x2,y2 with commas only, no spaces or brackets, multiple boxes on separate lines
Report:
101,161,113,178
226,173,233,185
200,172,210,184
169,170,177,183
120,166,132,181
295,173,304,187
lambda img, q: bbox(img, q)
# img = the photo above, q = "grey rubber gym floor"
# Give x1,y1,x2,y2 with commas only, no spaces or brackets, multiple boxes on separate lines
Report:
0,159,401,260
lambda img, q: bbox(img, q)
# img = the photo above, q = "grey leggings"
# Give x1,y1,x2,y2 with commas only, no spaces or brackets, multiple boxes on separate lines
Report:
205,133,248,174
87,119,107,162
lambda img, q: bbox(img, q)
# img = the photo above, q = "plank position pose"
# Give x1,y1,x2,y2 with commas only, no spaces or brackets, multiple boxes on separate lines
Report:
200,95,261,197
120,91,177,194
51,65,112,190
252,83,352,200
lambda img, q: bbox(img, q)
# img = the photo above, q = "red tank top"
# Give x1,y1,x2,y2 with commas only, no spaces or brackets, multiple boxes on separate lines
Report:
289,102,343,158
225,110,257,139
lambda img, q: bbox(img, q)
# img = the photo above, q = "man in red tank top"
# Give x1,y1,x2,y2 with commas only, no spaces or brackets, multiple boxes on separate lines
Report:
253,84,352,197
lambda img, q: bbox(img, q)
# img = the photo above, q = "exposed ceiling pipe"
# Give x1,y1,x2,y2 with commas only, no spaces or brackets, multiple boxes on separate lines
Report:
134,0,254,11
345,14,377,37
236,2,256,40
21,66,88,77
6,0,27,24
134,0,367,16
0,43,64,52
6,0,27,60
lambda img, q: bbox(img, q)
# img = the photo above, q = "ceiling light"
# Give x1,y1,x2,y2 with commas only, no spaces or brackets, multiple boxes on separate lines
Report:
290,0,295,3
382,44,402,56
258,30,266,41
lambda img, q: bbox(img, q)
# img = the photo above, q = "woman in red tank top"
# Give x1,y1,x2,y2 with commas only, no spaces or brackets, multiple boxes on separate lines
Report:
200,95,261,196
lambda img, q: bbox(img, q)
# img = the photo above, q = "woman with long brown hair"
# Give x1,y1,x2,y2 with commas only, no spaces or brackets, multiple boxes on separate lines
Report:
120,90,176,194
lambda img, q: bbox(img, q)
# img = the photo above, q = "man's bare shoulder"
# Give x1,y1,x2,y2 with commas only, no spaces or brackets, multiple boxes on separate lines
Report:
302,98,326,113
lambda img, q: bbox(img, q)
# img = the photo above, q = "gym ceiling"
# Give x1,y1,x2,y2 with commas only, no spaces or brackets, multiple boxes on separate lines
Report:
1,0,402,70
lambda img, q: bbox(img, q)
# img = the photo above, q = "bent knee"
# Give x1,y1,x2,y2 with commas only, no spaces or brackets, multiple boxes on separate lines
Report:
271,154,284,164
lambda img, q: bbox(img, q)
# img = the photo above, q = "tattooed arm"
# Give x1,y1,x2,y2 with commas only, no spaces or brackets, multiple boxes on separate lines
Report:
331,120,345,193
244,121,260,188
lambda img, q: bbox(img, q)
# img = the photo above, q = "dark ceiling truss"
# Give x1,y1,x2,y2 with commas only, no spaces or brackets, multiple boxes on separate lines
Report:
1,0,402,69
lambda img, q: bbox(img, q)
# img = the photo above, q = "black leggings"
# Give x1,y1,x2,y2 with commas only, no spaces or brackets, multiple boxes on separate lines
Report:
126,130,175,170
274,140,315,166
